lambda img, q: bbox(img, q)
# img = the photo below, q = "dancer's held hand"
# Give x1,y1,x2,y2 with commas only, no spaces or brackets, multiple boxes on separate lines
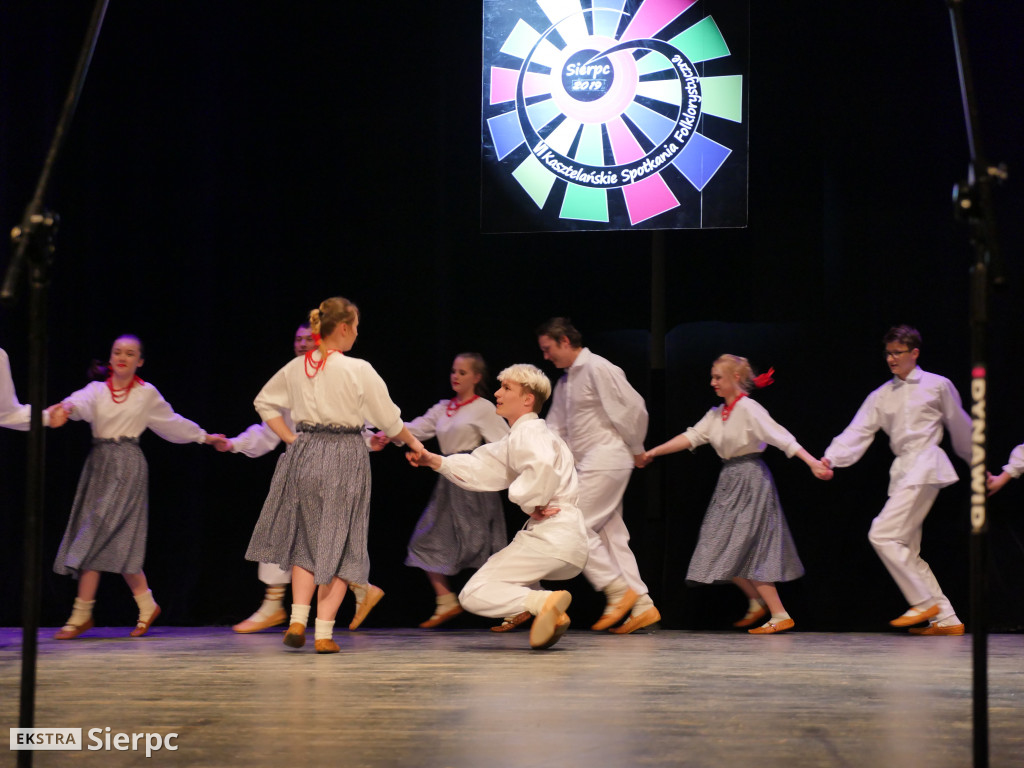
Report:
206,434,233,452
46,403,68,428
812,457,833,481
635,451,654,468
986,470,1011,496
406,447,441,470
369,432,390,451
530,505,560,520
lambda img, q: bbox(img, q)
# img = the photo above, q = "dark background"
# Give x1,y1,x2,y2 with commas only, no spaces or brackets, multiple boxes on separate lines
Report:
2,1,1022,632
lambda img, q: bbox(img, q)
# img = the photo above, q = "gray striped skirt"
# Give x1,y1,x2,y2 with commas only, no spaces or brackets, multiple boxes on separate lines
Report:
54,437,149,577
404,474,507,576
245,424,371,585
686,453,805,584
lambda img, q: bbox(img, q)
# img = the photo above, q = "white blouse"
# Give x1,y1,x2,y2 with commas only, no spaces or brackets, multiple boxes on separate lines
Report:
254,352,404,438
406,397,509,455
438,413,587,568
824,367,971,493
684,395,802,460
63,380,206,443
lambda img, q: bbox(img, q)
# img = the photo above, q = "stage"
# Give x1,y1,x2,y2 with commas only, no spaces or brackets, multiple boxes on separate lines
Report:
2,627,1022,767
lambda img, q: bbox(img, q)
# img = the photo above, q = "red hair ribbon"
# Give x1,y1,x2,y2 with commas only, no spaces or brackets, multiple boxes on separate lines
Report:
752,367,775,388
312,333,322,345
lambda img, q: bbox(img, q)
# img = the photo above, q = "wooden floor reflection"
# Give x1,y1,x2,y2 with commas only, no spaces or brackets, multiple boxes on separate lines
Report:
2,626,1021,767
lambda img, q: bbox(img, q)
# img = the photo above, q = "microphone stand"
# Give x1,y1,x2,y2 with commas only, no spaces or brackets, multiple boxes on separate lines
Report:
0,3,109,766
945,2,1006,767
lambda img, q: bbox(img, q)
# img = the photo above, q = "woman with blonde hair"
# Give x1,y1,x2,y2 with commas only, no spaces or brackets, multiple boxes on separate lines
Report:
245,297,425,653
639,355,831,634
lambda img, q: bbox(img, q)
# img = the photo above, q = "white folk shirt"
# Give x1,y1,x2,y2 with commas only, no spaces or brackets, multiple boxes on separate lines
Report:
406,397,509,455
1004,444,1024,479
254,352,404,438
824,367,972,494
1,348,43,430
545,348,648,471
63,380,206,442
684,395,802,460
438,412,588,568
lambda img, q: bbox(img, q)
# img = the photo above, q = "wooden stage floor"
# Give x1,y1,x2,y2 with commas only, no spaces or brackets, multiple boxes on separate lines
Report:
2,626,1022,768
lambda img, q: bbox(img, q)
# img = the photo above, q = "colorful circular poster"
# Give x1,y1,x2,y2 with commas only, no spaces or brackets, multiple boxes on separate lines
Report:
482,0,748,232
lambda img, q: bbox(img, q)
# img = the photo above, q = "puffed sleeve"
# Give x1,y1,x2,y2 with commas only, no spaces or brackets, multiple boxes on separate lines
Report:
254,365,291,423
63,382,100,423
357,363,403,438
0,348,35,430
682,409,717,451
1004,444,1024,479
144,386,207,443
939,378,972,465
230,420,282,458
746,399,802,458
592,364,648,454
439,438,513,492
506,427,563,513
824,389,882,468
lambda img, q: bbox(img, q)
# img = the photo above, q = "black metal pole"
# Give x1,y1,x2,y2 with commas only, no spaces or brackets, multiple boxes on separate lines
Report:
967,242,990,768
945,2,1006,767
15,221,55,768
1,3,109,767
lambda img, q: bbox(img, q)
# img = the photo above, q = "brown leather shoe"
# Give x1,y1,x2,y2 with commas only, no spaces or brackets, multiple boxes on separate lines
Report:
490,611,532,632
532,613,571,650
909,622,965,636
890,604,939,627
314,638,340,653
283,623,307,648
348,584,385,630
418,604,464,628
232,608,288,634
130,605,161,637
732,605,769,628
54,618,94,640
609,606,661,634
748,617,795,634
591,587,638,631
530,591,572,649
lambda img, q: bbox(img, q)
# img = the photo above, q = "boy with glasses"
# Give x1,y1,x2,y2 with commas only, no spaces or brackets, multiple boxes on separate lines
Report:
822,325,971,635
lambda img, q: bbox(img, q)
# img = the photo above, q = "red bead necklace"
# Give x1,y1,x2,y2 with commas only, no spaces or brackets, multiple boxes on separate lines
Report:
305,347,339,378
720,392,746,422
446,394,479,417
106,375,144,404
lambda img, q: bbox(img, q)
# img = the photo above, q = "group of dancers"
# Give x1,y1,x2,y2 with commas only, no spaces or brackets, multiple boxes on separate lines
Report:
3,310,1020,651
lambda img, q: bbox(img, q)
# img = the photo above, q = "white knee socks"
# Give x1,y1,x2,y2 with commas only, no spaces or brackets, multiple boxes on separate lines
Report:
66,598,95,628
133,589,157,621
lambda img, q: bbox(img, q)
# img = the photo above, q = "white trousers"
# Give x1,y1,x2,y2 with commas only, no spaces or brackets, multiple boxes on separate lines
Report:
459,538,581,618
257,562,291,585
577,468,649,595
868,484,955,621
